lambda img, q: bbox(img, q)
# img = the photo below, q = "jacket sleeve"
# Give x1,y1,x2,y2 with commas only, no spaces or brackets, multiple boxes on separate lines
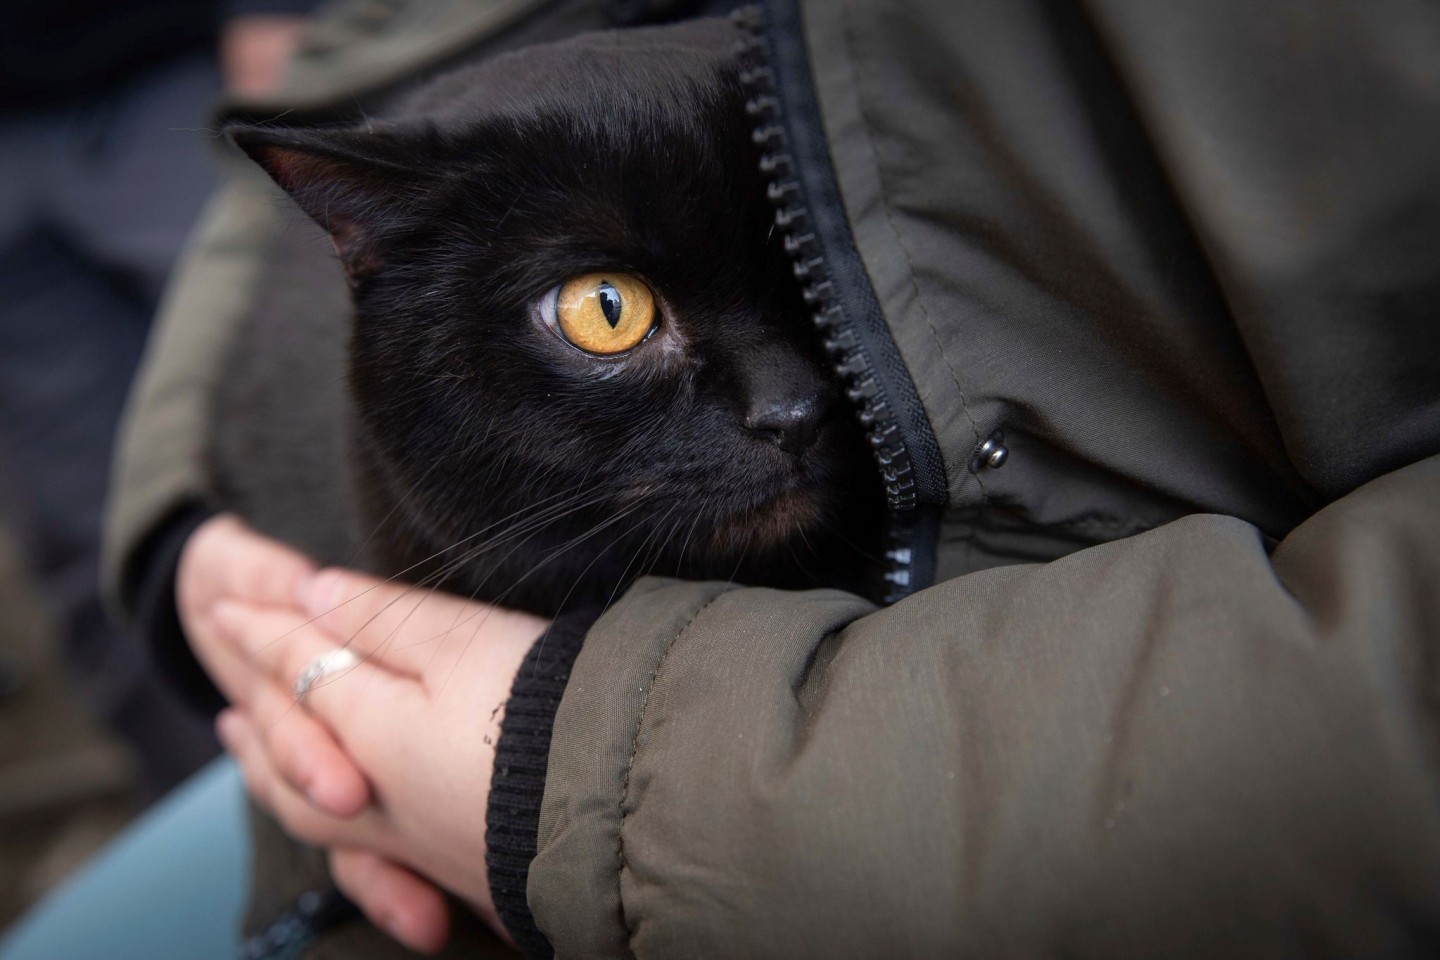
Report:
103,175,284,624
101,172,288,709
528,454,1440,959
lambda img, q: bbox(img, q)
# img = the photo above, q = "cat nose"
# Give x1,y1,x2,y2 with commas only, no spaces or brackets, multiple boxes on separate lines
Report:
744,394,825,457
737,338,834,457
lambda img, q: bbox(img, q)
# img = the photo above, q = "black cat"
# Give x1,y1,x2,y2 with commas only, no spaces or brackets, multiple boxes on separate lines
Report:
214,17,882,618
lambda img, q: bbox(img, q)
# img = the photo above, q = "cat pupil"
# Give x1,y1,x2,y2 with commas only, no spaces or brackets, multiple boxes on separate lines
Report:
598,283,623,329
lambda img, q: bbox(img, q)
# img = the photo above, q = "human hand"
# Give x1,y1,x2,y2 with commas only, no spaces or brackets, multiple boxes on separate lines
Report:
207,554,549,950
177,515,540,949
219,15,308,98
178,516,440,948
177,514,371,817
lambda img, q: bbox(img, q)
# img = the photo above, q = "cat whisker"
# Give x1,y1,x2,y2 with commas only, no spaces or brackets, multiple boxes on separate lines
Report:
422,502,655,693
510,503,662,680
257,488,606,660
675,510,704,577
346,442,464,574
355,487,610,610
595,499,684,614
357,482,623,635
299,489,613,692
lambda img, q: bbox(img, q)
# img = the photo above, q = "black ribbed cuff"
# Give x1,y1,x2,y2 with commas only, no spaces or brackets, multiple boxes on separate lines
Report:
129,504,227,716
486,608,599,960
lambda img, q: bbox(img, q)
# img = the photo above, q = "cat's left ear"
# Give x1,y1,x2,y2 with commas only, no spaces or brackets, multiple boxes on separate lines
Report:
227,125,433,280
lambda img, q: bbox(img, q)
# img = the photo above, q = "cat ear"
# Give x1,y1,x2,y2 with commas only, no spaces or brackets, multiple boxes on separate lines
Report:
227,125,430,280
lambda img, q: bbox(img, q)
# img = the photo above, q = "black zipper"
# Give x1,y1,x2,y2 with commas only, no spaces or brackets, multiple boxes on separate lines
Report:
733,2,948,603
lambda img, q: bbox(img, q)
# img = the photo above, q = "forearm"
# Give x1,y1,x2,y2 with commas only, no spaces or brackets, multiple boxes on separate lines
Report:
522,455,1440,958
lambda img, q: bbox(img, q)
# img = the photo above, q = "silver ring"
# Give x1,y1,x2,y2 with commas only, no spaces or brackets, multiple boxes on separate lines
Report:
293,648,360,703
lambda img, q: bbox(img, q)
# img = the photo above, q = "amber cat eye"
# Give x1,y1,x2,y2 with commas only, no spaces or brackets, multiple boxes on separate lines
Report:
554,273,657,355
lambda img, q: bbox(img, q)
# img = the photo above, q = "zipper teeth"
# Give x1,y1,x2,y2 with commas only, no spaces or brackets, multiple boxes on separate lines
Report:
733,6,918,603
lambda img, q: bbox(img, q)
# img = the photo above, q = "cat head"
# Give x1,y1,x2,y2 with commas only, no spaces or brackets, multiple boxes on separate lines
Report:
229,18,882,610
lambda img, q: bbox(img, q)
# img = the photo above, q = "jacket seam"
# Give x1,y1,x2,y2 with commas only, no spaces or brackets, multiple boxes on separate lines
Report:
615,588,735,952
948,503,1158,537
841,4,989,503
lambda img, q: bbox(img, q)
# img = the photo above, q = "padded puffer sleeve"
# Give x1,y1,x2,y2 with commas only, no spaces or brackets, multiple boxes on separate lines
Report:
530,455,1440,958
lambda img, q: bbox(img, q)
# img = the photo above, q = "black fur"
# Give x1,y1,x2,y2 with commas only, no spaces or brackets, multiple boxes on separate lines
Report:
219,17,882,616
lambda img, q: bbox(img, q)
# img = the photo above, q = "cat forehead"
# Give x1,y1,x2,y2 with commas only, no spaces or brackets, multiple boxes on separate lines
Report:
397,17,744,125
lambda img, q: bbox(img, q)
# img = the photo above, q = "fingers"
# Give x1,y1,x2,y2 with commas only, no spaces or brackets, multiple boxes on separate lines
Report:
176,515,320,711
188,603,348,813
244,672,371,817
186,608,266,708
298,568,549,685
218,709,385,851
212,600,371,696
178,514,317,615
329,848,451,954
210,599,413,804
223,705,453,956
299,568,481,678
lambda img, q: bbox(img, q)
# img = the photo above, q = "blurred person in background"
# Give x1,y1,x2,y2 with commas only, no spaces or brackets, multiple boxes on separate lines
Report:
0,2,312,801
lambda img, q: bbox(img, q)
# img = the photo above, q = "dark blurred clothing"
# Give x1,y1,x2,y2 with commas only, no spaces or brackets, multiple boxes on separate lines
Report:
0,49,225,795
0,0,313,113
0,2,215,113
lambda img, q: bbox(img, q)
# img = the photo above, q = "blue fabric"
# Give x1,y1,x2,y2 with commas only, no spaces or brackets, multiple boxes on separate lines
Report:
0,758,249,960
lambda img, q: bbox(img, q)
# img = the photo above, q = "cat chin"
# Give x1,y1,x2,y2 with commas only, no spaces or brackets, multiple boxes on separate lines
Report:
708,486,826,555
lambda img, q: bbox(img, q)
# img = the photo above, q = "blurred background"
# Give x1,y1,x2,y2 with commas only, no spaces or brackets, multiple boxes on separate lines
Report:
0,0,313,928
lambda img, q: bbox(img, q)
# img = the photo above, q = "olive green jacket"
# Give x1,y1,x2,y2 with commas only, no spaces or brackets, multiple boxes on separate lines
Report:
106,0,1440,957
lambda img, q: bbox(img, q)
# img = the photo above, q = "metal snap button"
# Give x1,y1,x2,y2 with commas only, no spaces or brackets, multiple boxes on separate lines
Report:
972,429,1008,471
